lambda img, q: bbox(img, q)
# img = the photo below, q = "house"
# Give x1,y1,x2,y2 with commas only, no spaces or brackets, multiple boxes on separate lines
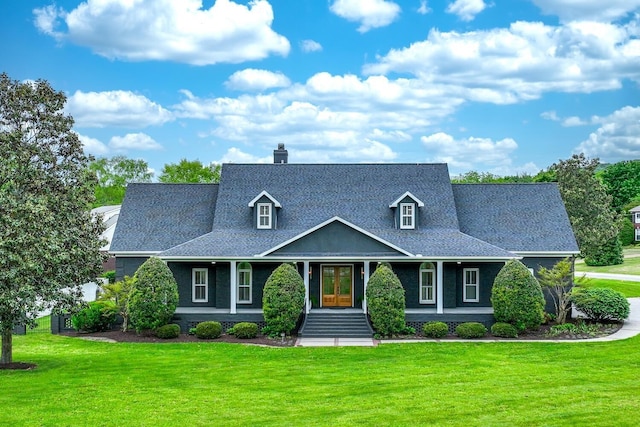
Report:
110,145,579,336
630,205,640,242
91,204,121,272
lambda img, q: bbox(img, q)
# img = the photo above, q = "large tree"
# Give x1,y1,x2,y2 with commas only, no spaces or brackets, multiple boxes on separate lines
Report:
158,158,221,183
551,154,622,266
89,155,152,206
599,160,640,213
0,73,105,364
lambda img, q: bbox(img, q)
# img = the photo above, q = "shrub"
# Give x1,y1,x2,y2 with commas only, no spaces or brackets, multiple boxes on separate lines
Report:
571,287,630,321
196,321,222,339
155,323,181,339
491,260,545,332
71,301,117,332
229,322,258,339
455,322,487,339
422,321,448,338
584,237,624,266
491,322,518,338
366,264,406,337
128,257,179,333
262,263,305,338
619,217,635,247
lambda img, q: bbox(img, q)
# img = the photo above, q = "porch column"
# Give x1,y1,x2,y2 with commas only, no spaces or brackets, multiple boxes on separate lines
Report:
230,261,237,314
303,261,310,314
362,261,370,314
436,261,444,314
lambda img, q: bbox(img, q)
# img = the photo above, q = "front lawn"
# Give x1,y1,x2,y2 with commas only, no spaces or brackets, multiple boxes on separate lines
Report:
574,278,640,298
2,334,640,426
575,254,640,274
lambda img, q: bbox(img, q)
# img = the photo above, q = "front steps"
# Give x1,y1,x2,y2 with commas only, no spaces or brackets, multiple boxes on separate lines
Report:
299,310,374,338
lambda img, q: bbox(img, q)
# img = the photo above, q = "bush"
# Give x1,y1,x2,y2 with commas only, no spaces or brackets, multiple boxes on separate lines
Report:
229,322,258,339
491,322,518,338
571,287,630,321
128,257,179,333
491,260,545,332
455,322,487,339
584,237,624,266
71,301,117,332
619,217,635,247
155,323,181,339
366,264,406,337
262,263,305,337
422,321,449,338
196,321,222,339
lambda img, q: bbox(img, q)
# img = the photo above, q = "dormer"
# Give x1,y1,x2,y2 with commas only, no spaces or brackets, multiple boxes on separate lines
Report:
389,192,424,229
248,191,282,230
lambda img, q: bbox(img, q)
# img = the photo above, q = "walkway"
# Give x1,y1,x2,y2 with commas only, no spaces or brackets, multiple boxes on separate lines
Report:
296,297,640,347
576,272,640,282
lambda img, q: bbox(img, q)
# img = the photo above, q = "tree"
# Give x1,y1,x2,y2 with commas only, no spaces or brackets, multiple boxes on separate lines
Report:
159,159,221,183
98,275,135,332
262,263,305,337
491,260,545,331
599,160,640,213
89,155,152,206
128,257,179,333
0,73,105,365
365,264,406,336
537,258,573,324
551,154,622,266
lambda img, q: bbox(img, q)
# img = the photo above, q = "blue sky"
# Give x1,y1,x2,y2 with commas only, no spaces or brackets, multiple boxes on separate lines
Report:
1,0,639,176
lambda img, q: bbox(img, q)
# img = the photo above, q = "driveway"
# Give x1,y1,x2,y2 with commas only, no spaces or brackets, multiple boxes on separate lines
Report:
575,272,640,282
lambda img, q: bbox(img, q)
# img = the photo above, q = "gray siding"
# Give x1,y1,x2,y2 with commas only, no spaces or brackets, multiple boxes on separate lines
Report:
115,257,148,281
168,262,216,308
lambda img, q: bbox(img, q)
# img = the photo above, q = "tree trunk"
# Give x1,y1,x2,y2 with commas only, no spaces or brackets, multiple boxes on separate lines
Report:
1,325,13,365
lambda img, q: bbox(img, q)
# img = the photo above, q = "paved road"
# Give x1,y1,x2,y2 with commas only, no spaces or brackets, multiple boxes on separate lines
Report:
575,272,640,282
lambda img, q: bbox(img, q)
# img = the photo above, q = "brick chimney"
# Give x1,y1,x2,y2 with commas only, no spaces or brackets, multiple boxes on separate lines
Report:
273,143,288,164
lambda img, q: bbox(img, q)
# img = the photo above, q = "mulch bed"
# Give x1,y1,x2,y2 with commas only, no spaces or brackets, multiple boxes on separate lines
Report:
0,362,37,370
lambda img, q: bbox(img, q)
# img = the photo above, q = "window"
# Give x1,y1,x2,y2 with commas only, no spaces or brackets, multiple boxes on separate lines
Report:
463,268,479,303
636,228,640,241
257,203,272,229
237,262,252,304
400,203,415,229
192,268,208,303
419,262,435,304
635,212,640,223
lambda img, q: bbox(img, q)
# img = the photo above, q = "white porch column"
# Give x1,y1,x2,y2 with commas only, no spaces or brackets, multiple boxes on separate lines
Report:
230,261,237,314
436,261,444,314
362,261,370,314
303,261,310,314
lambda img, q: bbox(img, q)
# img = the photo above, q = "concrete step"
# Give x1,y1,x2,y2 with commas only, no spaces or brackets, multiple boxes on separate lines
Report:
299,312,374,338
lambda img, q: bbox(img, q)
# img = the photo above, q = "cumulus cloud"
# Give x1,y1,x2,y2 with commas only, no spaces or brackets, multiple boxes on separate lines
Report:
33,0,290,65
532,0,640,23
541,111,560,121
575,106,640,161
300,39,323,53
77,133,108,155
329,0,401,33
216,147,273,164
446,0,488,22
66,90,173,128
417,0,431,15
225,69,291,91
109,133,162,151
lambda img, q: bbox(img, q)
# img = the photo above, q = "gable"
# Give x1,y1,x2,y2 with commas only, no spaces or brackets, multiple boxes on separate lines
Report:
269,220,408,257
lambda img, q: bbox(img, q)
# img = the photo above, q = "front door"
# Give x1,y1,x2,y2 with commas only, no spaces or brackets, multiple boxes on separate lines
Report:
322,265,352,307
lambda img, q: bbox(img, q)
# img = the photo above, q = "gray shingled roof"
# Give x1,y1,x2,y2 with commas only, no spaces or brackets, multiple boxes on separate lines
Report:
110,183,218,253
452,183,579,253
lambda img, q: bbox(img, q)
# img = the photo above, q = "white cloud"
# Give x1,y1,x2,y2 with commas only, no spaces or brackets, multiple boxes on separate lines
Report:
541,110,560,121
225,69,291,91
66,90,173,128
446,0,488,22
77,133,108,155
300,39,323,53
329,0,401,33
562,116,588,127
109,133,162,151
216,147,273,164
417,1,431,15
575,106,640,161
532,0,640,23
33,0,290,65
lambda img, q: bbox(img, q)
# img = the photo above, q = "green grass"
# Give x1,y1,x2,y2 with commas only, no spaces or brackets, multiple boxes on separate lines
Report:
573,278,640,298
3,334,640,426
575,252,640,274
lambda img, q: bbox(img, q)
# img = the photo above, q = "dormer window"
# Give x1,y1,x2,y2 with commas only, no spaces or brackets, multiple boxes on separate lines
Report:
248,191,282,230
389,191,424,230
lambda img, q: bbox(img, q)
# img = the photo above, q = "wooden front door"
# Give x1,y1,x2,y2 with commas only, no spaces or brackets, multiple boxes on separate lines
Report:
322,265,352,307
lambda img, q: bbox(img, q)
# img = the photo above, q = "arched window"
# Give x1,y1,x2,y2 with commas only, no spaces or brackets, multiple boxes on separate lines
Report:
419,262,435,304
237,262,252,304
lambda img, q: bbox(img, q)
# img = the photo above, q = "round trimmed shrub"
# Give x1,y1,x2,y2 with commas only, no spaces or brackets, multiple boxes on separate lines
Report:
71,301,117,332
491,322,518,338
422,321,449,338
128,257,179,333
155,323,181,339
195,321,222,339
229,322,259,339
571,287,629,321
455,322,487,339
262,263,305,337
491,259,545,332
366,264,406,337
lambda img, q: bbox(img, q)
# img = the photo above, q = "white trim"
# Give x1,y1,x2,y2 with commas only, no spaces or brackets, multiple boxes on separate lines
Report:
248,190,282,208
436,261,444,314
191,268,208,303
363,262,370,314
463,268,480,303
635,228,640,241
237,262,252,304
303,261,310,314
400,203,415,229
635,212,640,223
514,251,579,257
256,216,414,257
419,264,435,304
109,251,160,257
257,203,272,229
230,261,237,314
389,191,425,208
159,255,520,262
